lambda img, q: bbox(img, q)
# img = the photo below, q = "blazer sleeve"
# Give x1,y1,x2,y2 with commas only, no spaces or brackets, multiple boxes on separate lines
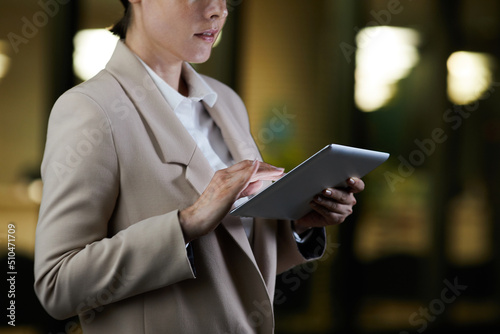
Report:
276,221,326,275
34,91,195,320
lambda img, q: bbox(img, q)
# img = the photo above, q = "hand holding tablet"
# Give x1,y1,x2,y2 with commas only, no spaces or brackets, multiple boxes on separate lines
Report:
230,144,389,220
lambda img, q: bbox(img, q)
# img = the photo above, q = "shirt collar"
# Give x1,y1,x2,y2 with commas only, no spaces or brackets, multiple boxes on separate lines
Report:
138,58,218,110
182,63,218,107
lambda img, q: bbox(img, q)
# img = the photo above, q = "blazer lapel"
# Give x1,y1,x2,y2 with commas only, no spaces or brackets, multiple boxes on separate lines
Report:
105,41,213,195
204,103,261,164
203,101,266,267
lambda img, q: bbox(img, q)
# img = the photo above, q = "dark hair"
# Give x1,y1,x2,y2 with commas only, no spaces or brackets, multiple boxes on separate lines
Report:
110,2,131,39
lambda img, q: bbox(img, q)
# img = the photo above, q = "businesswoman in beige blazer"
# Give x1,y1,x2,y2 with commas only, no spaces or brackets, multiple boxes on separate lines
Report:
34,0,365,333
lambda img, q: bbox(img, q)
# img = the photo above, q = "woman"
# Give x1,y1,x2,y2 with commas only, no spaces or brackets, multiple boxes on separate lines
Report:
34,0,364,333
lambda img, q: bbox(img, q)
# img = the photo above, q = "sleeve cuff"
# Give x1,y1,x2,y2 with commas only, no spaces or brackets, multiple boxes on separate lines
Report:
292,228,314,244
291,221,326,260
185,242,196,277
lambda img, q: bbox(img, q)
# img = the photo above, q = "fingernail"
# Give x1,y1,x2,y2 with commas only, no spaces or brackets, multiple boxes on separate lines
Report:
324,190,332,196
316,195,323,202
348,178,355,185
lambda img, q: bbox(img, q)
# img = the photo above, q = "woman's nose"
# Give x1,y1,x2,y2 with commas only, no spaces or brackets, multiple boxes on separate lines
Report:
205,0,228,20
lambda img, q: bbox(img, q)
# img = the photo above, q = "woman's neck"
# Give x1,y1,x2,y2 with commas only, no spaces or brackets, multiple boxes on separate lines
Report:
125,31,185,94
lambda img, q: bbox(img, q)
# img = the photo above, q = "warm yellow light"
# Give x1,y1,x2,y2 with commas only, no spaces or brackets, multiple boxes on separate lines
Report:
73,29,119,81
0,40,11,79
447,51,494,105
213,29,223,48
355,26,420,112
0,54,10,79
27,179,43,205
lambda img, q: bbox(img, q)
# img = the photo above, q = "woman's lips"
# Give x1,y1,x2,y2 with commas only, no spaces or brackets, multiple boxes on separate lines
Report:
194,29,219,43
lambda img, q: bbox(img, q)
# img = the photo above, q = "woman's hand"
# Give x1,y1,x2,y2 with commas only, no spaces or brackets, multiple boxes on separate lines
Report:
179,160,284,243
293,177,365,234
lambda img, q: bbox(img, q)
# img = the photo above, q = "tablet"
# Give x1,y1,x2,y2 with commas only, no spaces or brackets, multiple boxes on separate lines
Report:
230,144,389,220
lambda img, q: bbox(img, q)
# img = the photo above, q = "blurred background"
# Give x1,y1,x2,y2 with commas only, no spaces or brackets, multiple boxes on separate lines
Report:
1,0,500,333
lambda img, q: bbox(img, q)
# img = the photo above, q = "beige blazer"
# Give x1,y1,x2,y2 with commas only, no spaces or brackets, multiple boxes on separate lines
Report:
34,41,325,334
